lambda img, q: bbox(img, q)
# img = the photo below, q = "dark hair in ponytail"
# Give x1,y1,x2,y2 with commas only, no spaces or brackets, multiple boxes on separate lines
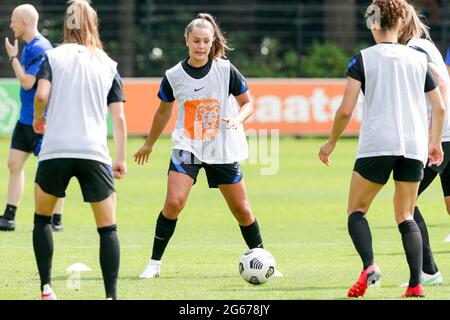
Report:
184,13,232,59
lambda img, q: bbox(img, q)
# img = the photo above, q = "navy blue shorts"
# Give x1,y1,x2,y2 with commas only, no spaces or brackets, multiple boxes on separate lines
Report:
35,159,115,203
10,121,43,156
168,149,243,188
354,156,424,185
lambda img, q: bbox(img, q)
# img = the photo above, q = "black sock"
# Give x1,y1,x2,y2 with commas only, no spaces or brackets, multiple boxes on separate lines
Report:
151,212,177,261
51,213,62,226
398,220,423,287
32,214,53,292
240,219,264,249
4,204,17,221
348,211,374,269
414,207,438,275
98,225,120,300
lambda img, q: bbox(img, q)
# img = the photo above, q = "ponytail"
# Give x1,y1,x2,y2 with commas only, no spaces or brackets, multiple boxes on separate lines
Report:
399,4,431,44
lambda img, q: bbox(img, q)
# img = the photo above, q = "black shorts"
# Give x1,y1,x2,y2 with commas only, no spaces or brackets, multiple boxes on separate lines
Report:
35,159,115,203
168,149,243,188
422,142,450,197
354,156,424,185
10,121,43,156
428,141,450,174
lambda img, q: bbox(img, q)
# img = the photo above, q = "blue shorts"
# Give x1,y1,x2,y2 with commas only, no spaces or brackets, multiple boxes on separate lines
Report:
168,149,243,188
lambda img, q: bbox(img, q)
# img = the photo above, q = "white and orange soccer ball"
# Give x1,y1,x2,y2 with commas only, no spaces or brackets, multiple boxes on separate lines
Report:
239,248,276,285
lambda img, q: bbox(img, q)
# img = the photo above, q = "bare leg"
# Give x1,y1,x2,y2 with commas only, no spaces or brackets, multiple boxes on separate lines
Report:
219,180,254,226
6,149,30,206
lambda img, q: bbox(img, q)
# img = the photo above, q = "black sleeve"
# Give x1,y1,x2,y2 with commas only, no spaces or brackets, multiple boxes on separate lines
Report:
107,73,126,104
424,65,438,93
409,45,432,63
36,57,52,83
157,75,175,102
229,63,248,96
345,53,365,93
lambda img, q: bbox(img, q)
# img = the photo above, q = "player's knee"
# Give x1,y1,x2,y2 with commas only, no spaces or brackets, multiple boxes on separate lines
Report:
7,159,22,174
164,198,185,217
232,204,253,222
347,205,368,215
394,210,413,224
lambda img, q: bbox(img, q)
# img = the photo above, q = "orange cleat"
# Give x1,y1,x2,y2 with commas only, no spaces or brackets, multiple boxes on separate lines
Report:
402,284,425,298
347,263,381,298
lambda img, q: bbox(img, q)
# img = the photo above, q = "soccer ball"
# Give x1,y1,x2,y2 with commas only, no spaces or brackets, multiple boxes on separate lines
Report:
239,248,276,285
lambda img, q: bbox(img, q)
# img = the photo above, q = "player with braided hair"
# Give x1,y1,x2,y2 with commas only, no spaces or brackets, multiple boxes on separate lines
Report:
319,0,446,298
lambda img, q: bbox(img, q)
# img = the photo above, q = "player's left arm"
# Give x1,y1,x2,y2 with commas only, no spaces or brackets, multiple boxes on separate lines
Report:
223,64,254,129
223,91,254,130
110,101,127,179
428,62,447,102
108,73,127,179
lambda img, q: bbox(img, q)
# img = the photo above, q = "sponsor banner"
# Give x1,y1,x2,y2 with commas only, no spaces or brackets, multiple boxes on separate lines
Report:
0,79,362,136
0,80,21,135
124,79,362,135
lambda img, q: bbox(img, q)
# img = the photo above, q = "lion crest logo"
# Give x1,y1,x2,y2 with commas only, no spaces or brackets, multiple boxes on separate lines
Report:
184,99,221,141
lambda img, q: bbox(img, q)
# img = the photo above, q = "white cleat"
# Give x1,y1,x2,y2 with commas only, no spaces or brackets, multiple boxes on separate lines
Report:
41,284,57,300
445,233,450,243
140,260,161,279
273,269,283,278
400,271,443,287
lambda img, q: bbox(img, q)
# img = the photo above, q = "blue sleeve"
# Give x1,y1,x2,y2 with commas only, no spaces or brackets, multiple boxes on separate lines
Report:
157,76,175,102
25,44,48,76
25,42,51,76
446,47,450,66
345,52,365,94
229,63,248,96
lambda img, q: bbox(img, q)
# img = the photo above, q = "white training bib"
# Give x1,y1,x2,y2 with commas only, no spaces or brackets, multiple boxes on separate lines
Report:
40,44,117,165
165,58,248,163
407,38,450,142
357,44,429,165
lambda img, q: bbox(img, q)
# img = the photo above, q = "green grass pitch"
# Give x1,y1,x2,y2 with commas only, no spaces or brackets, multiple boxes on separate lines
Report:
0,136,449,300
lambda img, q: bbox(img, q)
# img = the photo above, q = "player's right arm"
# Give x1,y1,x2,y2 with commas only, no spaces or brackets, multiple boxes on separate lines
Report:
319,53,362,166
5,38,36,90
133,101,174,165
33,78,51,133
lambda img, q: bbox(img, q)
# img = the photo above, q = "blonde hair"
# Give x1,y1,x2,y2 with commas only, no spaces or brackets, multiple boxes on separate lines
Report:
184,13,232,59
13,4,39,28
399,4,431,44
63,0,103,50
